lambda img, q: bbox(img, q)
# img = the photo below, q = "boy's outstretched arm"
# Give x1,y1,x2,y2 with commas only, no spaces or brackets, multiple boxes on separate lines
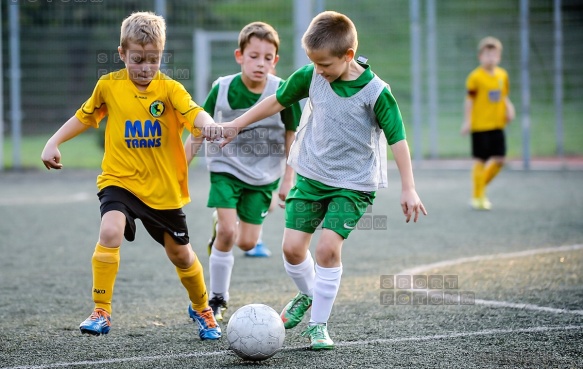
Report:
41,116,91,170
220,95,285,147
390,139,427,223
193,109,222,141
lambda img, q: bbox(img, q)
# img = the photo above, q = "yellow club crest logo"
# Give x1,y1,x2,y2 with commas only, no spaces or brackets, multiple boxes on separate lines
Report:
150,100,165,117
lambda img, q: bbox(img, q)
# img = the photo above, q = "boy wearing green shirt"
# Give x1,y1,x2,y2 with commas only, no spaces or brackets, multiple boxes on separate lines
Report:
220,11,427,350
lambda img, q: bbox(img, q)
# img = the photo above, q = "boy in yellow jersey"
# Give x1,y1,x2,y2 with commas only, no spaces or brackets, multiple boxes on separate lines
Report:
184,22,301,321
461,37,515,210
40,11,223,340
219,11,426,350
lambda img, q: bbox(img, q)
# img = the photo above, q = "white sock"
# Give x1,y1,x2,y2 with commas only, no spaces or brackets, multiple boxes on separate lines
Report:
209,248,234,301
310,263,342,325
283,252,315,297
256,229,263,245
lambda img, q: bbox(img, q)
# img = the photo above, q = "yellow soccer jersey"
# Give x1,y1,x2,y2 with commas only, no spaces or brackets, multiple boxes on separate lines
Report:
75,69,202,209
466,66,510,132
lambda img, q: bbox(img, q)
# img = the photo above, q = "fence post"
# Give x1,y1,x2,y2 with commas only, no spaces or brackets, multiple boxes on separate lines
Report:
520,0,530,170
9,1,22,170
426,0,438,159
410,0,422,164
554,0,563,160
0,2,4,171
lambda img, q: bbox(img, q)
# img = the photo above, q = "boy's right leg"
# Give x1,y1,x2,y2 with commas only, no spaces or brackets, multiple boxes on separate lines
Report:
280,228,315,329
79,210,125,336
471,160,489,210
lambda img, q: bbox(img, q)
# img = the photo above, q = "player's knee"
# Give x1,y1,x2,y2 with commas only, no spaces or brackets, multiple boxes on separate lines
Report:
165,243,193,268
169,253,192,269
315,244,341,267
237,238,256,251
217,224,237,245
282,243,305,264
98,222,124,246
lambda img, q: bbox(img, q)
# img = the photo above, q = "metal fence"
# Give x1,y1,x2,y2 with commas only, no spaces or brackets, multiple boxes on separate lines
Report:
1,0,582,167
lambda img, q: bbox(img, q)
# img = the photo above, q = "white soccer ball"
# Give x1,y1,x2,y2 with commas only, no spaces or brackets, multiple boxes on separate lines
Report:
226,303,285,361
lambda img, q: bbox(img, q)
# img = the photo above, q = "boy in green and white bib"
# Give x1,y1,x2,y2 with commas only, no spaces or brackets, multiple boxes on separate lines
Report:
220,11,427,350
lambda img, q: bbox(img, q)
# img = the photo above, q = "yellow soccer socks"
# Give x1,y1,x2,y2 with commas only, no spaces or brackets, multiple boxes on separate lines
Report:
176,255,208,311
91,243,120,314
472,161,502,210
484,161,503,185
472,162,486,200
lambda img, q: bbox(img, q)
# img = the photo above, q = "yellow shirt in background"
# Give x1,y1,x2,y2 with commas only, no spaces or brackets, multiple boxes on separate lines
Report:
75,69,202,209
466,66,510,132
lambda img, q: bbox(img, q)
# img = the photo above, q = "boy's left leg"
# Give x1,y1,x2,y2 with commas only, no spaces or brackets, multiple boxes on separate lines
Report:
245,192,278,257
484,157,504,185
302,229,343,350
238,221,270,257
165,234,221,340
244,228,272,257
208,208,238,321
484,130,507,188
236,221,263,252
300,192,369,350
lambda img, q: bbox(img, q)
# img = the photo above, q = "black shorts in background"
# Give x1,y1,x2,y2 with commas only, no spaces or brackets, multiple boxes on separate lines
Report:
97,186,190,246
471,129,506,161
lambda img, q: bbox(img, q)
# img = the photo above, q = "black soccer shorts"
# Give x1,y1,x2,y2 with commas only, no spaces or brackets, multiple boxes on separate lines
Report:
98,186,190,246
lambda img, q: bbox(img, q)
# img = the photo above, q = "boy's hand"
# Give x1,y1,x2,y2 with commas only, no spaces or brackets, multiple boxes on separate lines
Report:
401,189,427,223
41,145,63,170
505,100,516,123
218,122,240,148
202,123,223,141
277,180,293,208
460,121,471,136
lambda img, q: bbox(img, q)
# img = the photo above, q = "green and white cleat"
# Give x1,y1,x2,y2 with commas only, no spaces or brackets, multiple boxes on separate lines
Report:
280,292,312,329
301,323,334,350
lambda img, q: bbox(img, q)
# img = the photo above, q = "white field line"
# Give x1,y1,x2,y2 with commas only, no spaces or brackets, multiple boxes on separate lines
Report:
399,244,583,276
0,192,93,206
397,244,583,315
474,299,583,315
3,325,582,369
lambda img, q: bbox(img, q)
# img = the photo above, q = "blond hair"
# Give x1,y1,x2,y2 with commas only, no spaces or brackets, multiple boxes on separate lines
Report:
120,11,166,50
238,22,280,54
478,36,503,54
302,11,358,58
